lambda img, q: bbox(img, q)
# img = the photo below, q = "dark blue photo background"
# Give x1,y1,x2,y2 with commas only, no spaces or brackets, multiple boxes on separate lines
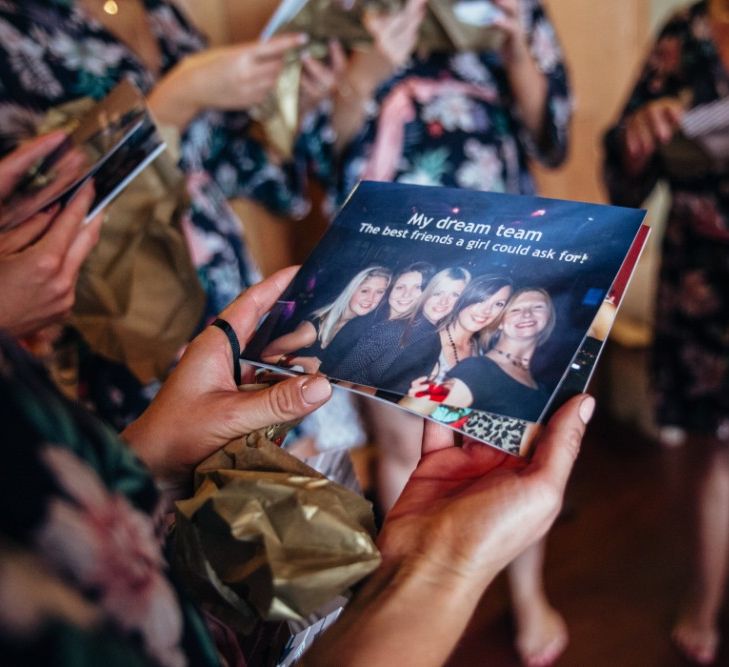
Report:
245,182,645,405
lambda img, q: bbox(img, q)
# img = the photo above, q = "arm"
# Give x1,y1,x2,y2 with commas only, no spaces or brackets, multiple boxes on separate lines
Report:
439,377,473,407
260,319,321,371
331,0,428,153
122,267,332,490
494,0,571,166
603,11,690,206
304,394,594,666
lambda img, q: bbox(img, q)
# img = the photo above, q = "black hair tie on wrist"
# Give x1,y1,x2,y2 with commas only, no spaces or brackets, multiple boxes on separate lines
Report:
212,318,241,386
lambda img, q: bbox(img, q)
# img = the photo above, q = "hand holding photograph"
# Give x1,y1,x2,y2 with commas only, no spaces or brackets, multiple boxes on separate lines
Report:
0,79,165,231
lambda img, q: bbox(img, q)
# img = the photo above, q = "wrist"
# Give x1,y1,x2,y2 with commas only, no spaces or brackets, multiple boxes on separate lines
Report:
148,64,202,130
378,549,494,607
305,554,488,666
346,49,395,99
121,411,177,484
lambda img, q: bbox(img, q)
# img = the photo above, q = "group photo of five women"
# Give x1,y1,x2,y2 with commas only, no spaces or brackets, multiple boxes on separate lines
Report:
260,260,560,422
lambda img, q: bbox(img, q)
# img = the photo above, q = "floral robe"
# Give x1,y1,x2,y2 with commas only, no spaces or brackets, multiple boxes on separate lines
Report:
0,332,220,667
0,0,330,428
604,1,729,437
337,0,571,199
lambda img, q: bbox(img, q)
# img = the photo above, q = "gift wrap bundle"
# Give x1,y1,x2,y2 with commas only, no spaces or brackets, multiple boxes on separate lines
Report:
260,0,505,156
173,426,381,638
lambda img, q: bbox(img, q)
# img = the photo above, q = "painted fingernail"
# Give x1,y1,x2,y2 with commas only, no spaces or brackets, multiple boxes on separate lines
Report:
297,33,309,45
302,376,331,404
579,395,595,424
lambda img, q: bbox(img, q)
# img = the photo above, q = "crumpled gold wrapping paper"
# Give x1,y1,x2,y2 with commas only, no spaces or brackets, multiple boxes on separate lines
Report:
174,428,381,633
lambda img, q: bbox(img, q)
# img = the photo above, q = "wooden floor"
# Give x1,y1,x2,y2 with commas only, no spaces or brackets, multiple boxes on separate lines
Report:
444,415,729,667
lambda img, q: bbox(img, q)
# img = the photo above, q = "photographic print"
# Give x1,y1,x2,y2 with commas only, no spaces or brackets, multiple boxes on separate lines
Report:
243,181,647,454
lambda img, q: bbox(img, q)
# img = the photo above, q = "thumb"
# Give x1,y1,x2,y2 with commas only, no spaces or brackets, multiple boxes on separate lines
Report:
528,394,594,493
226,375,332,435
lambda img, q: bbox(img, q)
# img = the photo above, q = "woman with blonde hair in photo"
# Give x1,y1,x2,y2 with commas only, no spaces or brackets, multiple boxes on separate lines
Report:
332,266,471,387
443,287,556,422
261,266,392,374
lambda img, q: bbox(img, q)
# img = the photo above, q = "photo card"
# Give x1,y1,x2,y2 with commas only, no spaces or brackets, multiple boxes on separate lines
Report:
243,181,647,455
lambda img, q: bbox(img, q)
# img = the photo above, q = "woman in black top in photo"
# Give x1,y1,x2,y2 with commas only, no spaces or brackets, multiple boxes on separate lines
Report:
443,287,556,422
394,275,514,397
322,261,435,376
330,266,471,387
261,266,391,373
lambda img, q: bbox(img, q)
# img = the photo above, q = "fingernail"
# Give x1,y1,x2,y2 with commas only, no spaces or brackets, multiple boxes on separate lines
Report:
302,376,331,404
579,395,596,424
297,33,309,45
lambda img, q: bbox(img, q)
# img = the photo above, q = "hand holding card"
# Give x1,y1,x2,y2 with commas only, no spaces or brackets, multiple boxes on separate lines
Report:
0,80,165,232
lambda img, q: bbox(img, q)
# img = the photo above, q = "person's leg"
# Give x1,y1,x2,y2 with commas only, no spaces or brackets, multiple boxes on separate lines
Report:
673,443,729,664
508,539,568,667
362,400,423,511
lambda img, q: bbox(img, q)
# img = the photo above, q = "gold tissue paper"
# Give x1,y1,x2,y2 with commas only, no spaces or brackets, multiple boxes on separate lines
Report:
174,428,381,633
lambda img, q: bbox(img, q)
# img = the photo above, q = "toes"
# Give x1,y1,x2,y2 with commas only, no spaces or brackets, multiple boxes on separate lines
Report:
672,623,719,665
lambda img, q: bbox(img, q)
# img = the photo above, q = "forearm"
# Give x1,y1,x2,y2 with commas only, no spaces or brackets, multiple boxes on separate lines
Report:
147,65,202,131
504,41,548,143
262,323,316,364
332,49,395,153
303,557,488,666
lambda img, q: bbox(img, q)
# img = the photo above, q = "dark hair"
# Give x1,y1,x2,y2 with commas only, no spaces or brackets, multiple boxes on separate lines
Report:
438,275,513,351
381,261,437,320
438,275,513,331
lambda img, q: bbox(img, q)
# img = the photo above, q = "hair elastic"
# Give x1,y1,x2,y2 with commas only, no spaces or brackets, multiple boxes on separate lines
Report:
212,318,241,386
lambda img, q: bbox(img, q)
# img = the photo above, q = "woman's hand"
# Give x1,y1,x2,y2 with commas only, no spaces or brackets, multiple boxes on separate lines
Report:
0,134,103,337
381,394,593,579
147,33,308,130
304,394,594,666
122,267,332,490
492,0,529,63
438,377,472,407
289,355,322,374
407,376,432,398
299,40,348,119
364,0,428,68
622,97,684,175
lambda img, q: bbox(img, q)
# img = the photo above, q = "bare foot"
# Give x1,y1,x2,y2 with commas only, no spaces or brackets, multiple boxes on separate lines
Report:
514,602,568,667
672,615,719,665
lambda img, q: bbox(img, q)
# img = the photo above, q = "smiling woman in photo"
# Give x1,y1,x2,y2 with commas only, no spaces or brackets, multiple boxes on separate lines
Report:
330,266,471,387
442,287,556,421
321,261,435,375
261,266,391,374
396,274,513,396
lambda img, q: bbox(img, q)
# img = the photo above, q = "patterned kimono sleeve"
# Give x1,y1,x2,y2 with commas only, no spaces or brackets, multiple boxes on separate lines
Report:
603,10,693,207
522,0,572,168
198,104,336,220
